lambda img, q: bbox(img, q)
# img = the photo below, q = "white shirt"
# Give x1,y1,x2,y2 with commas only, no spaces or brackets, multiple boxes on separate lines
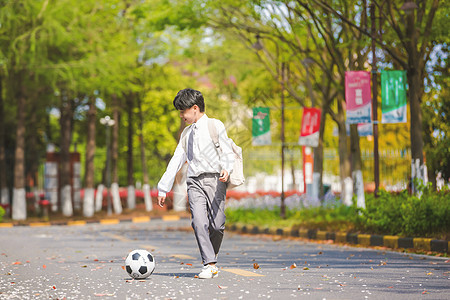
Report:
157,114,234,197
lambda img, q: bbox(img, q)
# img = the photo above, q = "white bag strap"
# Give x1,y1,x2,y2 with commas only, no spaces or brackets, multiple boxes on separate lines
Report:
208,119,220,149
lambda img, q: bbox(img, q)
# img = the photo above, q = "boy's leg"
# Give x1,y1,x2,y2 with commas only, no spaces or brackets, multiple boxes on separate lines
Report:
208,178,227,256
187,174,226,265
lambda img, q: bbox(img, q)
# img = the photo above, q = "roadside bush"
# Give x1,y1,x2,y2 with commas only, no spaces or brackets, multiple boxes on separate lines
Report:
226,186,450,239
362,186,450,238
0,206,4,222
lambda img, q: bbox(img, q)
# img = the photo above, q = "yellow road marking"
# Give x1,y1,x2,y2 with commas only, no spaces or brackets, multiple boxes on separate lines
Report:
0,223,13,228
162,215,180,221
132,216,151,223
171,254,196,260
99,219,120,225
222,268,265,277
29,222,51,227
101,232,132,243
67,220,87,226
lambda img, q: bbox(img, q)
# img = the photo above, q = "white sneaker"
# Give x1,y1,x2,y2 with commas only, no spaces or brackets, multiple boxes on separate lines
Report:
198,264,219,279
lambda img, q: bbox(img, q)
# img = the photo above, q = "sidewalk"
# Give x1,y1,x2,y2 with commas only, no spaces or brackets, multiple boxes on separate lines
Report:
226,223,450,255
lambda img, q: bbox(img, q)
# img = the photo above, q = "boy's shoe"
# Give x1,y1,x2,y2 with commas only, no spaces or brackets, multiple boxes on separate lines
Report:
198,264,219,279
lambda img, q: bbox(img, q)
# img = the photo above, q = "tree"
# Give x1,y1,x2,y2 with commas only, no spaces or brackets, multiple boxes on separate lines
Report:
313,0,442,193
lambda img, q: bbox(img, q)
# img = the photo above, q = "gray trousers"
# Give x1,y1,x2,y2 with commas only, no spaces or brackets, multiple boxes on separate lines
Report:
187,173,227,265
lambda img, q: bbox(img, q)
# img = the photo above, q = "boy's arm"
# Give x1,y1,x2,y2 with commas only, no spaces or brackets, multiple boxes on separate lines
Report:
157,141,187,204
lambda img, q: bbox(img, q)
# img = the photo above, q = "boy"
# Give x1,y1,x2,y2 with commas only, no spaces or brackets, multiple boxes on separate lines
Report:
157,88,235,279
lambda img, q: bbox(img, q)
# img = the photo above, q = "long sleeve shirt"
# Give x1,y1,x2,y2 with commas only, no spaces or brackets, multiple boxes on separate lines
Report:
157,114,234,197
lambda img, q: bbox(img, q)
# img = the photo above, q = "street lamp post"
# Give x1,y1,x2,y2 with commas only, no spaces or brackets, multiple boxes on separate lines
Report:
100,116,115,215
280,62,286,219
252,34,286,218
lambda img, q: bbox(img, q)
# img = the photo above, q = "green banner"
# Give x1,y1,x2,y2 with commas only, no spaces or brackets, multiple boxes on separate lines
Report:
252,107,271,145
381,70,407,123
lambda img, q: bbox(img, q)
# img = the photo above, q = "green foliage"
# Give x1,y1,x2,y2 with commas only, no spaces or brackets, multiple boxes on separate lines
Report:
0,205,4,222
226,189,450,239
363,187,450,238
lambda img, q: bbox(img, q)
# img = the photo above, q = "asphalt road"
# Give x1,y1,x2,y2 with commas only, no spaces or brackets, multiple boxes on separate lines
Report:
0,219,449,299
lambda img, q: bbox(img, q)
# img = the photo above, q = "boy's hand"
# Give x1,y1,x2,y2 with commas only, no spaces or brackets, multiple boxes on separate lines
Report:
158,196,166,207
219,170,229,182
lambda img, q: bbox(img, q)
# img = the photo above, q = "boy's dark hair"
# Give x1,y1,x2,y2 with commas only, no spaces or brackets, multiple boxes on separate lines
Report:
173,88,205,112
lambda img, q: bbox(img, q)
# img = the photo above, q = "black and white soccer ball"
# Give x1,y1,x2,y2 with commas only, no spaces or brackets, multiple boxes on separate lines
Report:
125,249,155,279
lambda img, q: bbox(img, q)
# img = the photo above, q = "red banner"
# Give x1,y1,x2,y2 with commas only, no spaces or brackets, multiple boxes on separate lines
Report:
298,107,321,147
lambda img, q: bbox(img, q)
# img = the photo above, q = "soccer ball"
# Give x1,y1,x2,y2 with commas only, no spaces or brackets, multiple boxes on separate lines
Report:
125,249,155,279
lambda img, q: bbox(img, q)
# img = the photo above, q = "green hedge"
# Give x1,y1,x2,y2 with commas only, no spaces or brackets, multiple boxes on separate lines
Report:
363,187,450,238
225,186,450,240
0,206,4,222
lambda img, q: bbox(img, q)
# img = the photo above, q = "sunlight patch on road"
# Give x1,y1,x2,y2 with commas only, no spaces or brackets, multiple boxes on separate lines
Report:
222,268,265,277
101,232,132,243
171,254,196,260
139,244,158,251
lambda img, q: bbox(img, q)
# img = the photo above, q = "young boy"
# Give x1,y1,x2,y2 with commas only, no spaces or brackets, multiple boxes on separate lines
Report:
157,88,235,279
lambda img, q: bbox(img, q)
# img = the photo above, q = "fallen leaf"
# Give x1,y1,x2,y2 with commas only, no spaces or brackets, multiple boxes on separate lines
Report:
290,263,297,269
303,267,309,270
94,259,99,262
52,286,56,290
427,272,433,275
81,265,87,268
388,286,393,288
194,275,199,278
422,291,429,294
253,263,260,269
218,285,228,289
121,266,125,270
318,251,323,255
186,263,192,266
12,261,21,265
43,265,47,269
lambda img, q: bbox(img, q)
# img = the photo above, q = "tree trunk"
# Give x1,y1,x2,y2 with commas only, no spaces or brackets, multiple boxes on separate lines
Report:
137,96,152,211
12,78,27,220
59,95,73,217
408,64,425,192
350,124,365,208
313,101,327,200
0,75,9,211
83,96,96,217
337,98,352,206
111,94,122,214
126,95,135,209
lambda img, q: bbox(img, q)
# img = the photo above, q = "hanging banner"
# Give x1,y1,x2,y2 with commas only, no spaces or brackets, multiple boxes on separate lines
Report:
381,70,407,123
345,71,372,124
298,107,321,147
356,123,373,137
333,123,373,137
252,107,271,145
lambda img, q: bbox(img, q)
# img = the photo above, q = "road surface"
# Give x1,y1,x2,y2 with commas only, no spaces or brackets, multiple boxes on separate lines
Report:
1,219,449,299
